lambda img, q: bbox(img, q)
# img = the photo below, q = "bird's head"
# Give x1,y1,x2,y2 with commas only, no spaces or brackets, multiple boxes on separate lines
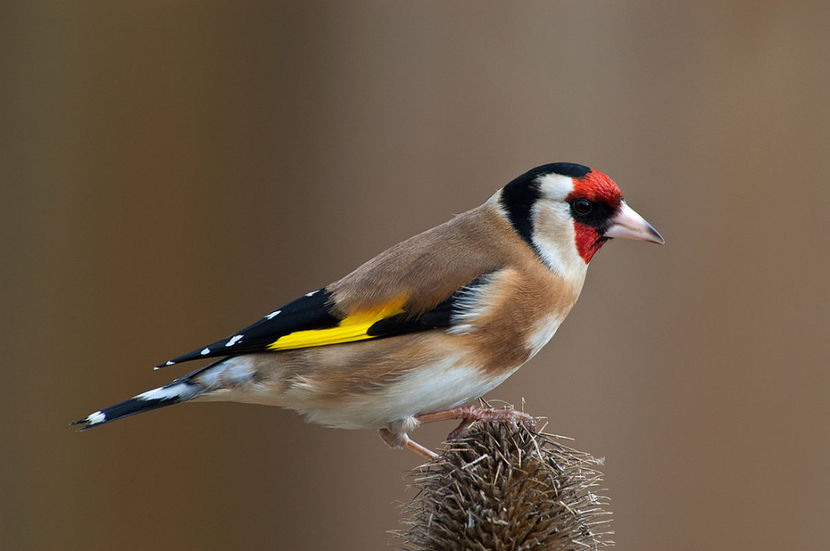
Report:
499,162,664,276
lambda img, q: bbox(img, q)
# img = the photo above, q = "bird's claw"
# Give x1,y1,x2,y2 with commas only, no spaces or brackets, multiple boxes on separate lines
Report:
416,405,536,441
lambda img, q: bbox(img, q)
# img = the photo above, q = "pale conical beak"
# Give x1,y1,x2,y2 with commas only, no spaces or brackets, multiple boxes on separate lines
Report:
604,201,665,245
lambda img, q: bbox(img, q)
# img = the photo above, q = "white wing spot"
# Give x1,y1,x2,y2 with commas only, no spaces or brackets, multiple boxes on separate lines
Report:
305,289,319,297
165,360,175,366
201,347,210,355
265,310,281,319
87,411,106,425
226,335,243,347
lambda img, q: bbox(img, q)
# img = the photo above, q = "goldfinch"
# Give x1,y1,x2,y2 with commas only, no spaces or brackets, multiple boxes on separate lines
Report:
74,162,663,458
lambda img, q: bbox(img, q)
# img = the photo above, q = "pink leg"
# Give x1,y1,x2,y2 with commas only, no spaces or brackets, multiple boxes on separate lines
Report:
405,439,439,460
415,405,535,440
378,427,438,460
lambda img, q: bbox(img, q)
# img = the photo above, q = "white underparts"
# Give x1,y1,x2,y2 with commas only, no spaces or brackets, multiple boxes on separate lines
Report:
193,356,256,390
295,355,517,430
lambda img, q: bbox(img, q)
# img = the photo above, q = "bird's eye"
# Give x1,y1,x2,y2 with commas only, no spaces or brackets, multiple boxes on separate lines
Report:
572,198,593,216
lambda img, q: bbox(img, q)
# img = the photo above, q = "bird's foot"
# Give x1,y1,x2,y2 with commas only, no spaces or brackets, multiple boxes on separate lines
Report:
378,427,438,460
416,405,535,441
380,406,534,459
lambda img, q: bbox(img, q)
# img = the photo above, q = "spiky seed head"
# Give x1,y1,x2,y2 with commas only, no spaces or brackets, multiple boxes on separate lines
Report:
399,422,614,550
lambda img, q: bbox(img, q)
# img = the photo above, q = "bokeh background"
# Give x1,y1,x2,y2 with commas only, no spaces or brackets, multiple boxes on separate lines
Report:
3,2,828,550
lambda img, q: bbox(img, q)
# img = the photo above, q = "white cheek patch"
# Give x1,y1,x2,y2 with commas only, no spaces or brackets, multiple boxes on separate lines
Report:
513,172,588,280
530,200,587,281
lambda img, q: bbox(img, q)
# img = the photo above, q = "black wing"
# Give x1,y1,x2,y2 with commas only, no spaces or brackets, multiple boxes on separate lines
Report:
156,288,338,367
156,275,492,368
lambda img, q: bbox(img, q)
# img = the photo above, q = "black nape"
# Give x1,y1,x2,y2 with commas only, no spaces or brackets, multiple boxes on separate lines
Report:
500,172,541,247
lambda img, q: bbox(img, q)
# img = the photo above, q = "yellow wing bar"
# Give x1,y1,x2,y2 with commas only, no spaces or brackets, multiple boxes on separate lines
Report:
266,300,405,351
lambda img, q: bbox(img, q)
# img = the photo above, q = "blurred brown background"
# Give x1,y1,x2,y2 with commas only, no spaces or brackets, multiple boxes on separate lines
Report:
2,2,828,550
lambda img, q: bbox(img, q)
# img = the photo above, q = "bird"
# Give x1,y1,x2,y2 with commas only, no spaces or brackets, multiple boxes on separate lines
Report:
73,162,664,458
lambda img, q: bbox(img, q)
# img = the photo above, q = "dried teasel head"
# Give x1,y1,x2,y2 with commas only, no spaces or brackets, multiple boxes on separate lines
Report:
399,422,613,550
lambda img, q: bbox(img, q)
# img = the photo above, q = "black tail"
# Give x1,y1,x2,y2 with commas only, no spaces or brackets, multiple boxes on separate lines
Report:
72,377,204,430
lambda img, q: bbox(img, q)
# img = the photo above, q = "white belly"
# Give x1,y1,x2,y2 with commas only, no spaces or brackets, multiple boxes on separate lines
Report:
292,353,518,430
